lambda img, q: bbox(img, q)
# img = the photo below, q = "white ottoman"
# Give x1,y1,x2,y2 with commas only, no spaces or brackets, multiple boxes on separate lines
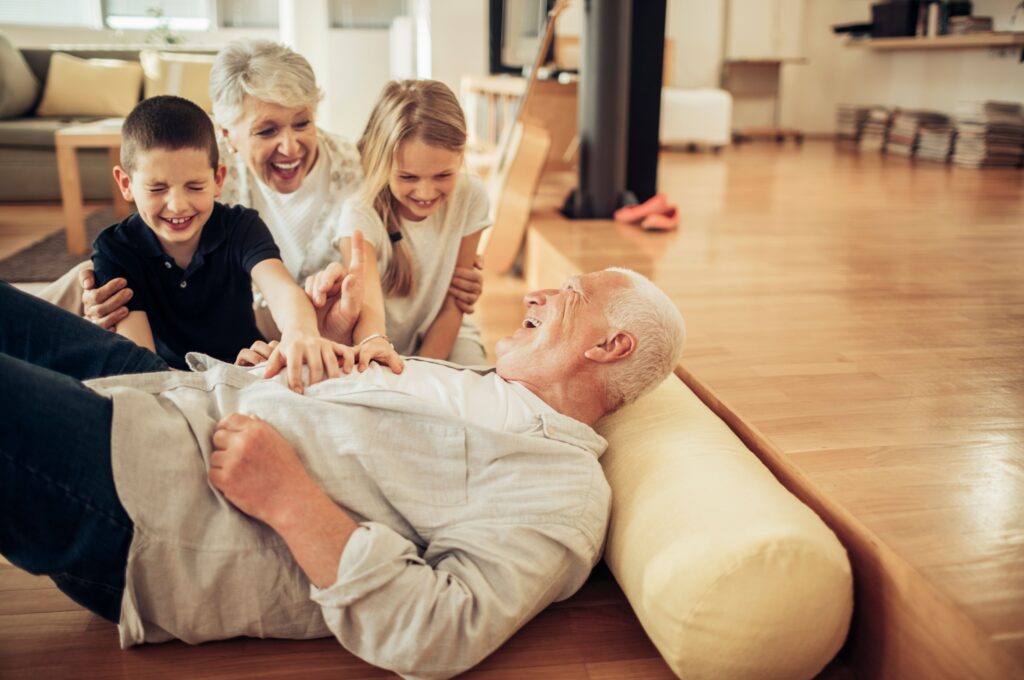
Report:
660,87,733,150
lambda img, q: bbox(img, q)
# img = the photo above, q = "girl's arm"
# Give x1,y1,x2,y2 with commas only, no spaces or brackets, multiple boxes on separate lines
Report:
418,231,483,360
337,238,403,373
250,259,341,392
114,311,157,352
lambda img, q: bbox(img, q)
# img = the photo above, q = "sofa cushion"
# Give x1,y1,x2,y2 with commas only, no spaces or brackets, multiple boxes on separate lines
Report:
140,50,215,112
596,375,853,679
36,53,143,118
0,33,40,119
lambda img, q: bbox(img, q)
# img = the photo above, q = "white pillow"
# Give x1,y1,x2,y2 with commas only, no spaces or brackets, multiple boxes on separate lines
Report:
140,50,215,113
36,52,142,118
0,33,39,119
596,375,853,679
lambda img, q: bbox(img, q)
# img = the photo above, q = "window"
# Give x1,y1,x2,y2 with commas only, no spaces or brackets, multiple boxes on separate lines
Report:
329,0,407,29
0,0,100,27
218,0,278,29
104,0,210,31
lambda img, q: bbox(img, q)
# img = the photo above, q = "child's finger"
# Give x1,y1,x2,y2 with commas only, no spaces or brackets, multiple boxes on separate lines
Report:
285,347,304,394
387,352,404,374
334,343,354,373
322,344,340,379
263,347,285,379
306,345,324,386
350,230,365,276
473,255,484,270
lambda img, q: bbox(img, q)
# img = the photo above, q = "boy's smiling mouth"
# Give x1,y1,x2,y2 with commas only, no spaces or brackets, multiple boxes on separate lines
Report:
161,215,197,231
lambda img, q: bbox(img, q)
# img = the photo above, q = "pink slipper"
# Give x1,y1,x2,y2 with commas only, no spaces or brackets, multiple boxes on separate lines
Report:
614,193,670,223
640,207,679,231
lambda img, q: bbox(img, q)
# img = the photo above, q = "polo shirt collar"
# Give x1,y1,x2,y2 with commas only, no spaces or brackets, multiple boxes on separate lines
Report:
130,204,227,273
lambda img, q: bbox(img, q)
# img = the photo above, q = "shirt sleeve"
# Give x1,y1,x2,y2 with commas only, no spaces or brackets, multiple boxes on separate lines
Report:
310,520,595,679
461,174,492,238
330,199,390,266
233,209,282,274
91,232,148,313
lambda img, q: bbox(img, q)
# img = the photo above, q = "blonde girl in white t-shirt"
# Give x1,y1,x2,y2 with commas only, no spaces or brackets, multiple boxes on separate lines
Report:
308,80,491,369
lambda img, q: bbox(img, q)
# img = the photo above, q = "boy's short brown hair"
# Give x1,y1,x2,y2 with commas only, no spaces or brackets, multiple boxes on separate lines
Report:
120,95,219,174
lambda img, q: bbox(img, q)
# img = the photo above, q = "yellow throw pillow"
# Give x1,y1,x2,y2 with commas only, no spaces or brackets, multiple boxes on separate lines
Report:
140,50,215,113
35,52,143,117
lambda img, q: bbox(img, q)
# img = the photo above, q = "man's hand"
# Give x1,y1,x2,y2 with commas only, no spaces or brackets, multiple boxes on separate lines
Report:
448,255,484,314
264,333,358,392
80,268,133,330
304,230,366,343
209,413,317,526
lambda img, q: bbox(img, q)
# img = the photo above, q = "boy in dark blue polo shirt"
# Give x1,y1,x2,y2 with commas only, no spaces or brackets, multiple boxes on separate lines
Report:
92,95,345,392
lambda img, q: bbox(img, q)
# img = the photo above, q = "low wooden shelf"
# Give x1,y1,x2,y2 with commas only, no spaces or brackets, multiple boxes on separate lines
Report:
846,32,1024,50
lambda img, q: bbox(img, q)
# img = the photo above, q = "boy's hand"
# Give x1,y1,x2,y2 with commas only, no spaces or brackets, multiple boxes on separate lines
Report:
264,332,357,392
357,336,404,374
81,268,133,330
304,231,365,342
448,255,484,314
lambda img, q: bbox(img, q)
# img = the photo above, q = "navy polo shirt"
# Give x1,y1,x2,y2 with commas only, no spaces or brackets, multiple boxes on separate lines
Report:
92,203,281,369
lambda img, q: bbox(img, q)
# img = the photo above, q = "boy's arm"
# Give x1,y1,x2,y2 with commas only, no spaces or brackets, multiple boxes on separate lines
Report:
250,259,340,392
418,232,483,360
114,311,157,353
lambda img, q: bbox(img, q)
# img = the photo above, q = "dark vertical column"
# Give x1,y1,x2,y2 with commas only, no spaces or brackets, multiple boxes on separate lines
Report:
626,0,667,203
567,0,633,219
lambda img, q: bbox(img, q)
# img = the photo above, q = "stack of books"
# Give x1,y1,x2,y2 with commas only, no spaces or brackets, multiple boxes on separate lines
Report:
835,104,872,149
947,16,994,35
917,123,956,163
859,107,892,152
885,110,950,157
953,101,1024,168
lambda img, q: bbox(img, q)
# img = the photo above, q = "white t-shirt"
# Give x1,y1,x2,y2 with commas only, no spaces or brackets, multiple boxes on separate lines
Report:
352,359,554,433
250,149,331,280
332,174,491,355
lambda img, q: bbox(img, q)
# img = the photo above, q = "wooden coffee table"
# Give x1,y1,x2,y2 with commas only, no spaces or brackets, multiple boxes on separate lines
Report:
54,119,133,255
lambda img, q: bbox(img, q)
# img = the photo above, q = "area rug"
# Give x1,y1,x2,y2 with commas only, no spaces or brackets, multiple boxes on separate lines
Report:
0,207,116,283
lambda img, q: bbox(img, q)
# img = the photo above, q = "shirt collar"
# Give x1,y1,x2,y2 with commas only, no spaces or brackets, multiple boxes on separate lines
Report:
130,204,227,272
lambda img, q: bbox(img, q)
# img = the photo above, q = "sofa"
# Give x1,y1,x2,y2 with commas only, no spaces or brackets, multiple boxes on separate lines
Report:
0,35,214,202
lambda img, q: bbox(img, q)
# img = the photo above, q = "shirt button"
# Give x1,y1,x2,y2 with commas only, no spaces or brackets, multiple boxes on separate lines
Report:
180,280,187,289
164,261,172,269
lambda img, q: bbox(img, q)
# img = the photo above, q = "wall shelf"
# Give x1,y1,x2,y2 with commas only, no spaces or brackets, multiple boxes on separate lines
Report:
846,32,1024,50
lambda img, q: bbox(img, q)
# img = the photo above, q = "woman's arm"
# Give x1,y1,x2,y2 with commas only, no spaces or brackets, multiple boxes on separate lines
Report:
114,311,156,352
418,232,483,360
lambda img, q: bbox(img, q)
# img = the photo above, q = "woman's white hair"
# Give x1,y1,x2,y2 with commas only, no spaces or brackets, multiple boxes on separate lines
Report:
601,267,686,408
210,39,323,127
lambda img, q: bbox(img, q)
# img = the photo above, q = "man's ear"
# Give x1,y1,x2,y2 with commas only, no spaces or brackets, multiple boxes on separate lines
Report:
112,165,133,202
583,330,636,364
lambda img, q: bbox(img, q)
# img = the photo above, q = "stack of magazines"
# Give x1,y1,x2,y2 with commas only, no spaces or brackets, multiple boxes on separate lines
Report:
859,107,892,152
885,110,950,157
953,101,1024,168
836,104,871,148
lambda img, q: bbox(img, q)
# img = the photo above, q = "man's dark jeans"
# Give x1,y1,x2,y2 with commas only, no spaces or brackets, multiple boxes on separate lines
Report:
0,282,168,621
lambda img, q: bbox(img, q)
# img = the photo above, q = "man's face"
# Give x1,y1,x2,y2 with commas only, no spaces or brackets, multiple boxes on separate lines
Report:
223,98,318,194
115,147,225,254
495,270,630,379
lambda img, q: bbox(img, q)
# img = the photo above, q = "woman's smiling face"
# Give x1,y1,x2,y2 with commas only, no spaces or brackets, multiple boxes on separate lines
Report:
223,97,318,194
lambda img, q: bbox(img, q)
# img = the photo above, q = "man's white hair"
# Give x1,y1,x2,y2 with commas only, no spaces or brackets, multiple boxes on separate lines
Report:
601,267,686,408
210,39,323,127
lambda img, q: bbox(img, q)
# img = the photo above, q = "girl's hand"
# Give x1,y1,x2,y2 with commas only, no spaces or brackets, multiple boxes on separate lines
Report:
448,255,484,314
357,336,404,374
265,332,357,392
303,231,365,342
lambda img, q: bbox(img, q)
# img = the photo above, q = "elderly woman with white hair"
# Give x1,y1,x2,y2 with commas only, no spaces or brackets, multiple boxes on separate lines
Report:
41,39,484,346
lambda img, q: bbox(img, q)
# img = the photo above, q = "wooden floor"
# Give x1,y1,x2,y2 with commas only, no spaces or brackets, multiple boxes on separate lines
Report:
3,141,1019,677
524,141,1024,679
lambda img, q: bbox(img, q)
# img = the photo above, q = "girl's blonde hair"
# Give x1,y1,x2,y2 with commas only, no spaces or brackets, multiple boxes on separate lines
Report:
357,79,467,297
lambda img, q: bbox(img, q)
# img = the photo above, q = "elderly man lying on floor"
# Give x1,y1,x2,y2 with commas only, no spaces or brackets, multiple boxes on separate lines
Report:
0,265,685,679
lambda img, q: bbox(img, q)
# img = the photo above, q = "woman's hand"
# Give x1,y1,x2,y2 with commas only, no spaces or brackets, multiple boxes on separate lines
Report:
264,331,358,392
80,268,133,329
235,339,279,367
448,255,484,314
357,336,404,374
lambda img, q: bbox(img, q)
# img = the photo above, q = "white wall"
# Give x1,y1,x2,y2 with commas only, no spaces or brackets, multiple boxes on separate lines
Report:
428,0,487,94
666,0,726,88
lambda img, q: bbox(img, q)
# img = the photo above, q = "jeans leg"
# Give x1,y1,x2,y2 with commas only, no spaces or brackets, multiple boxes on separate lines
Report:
0,352,132,622
0,280,167,380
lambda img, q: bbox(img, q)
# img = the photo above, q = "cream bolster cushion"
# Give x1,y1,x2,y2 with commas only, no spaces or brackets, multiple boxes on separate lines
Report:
596,375,853,680
140,50,215,113
36,52,143,118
